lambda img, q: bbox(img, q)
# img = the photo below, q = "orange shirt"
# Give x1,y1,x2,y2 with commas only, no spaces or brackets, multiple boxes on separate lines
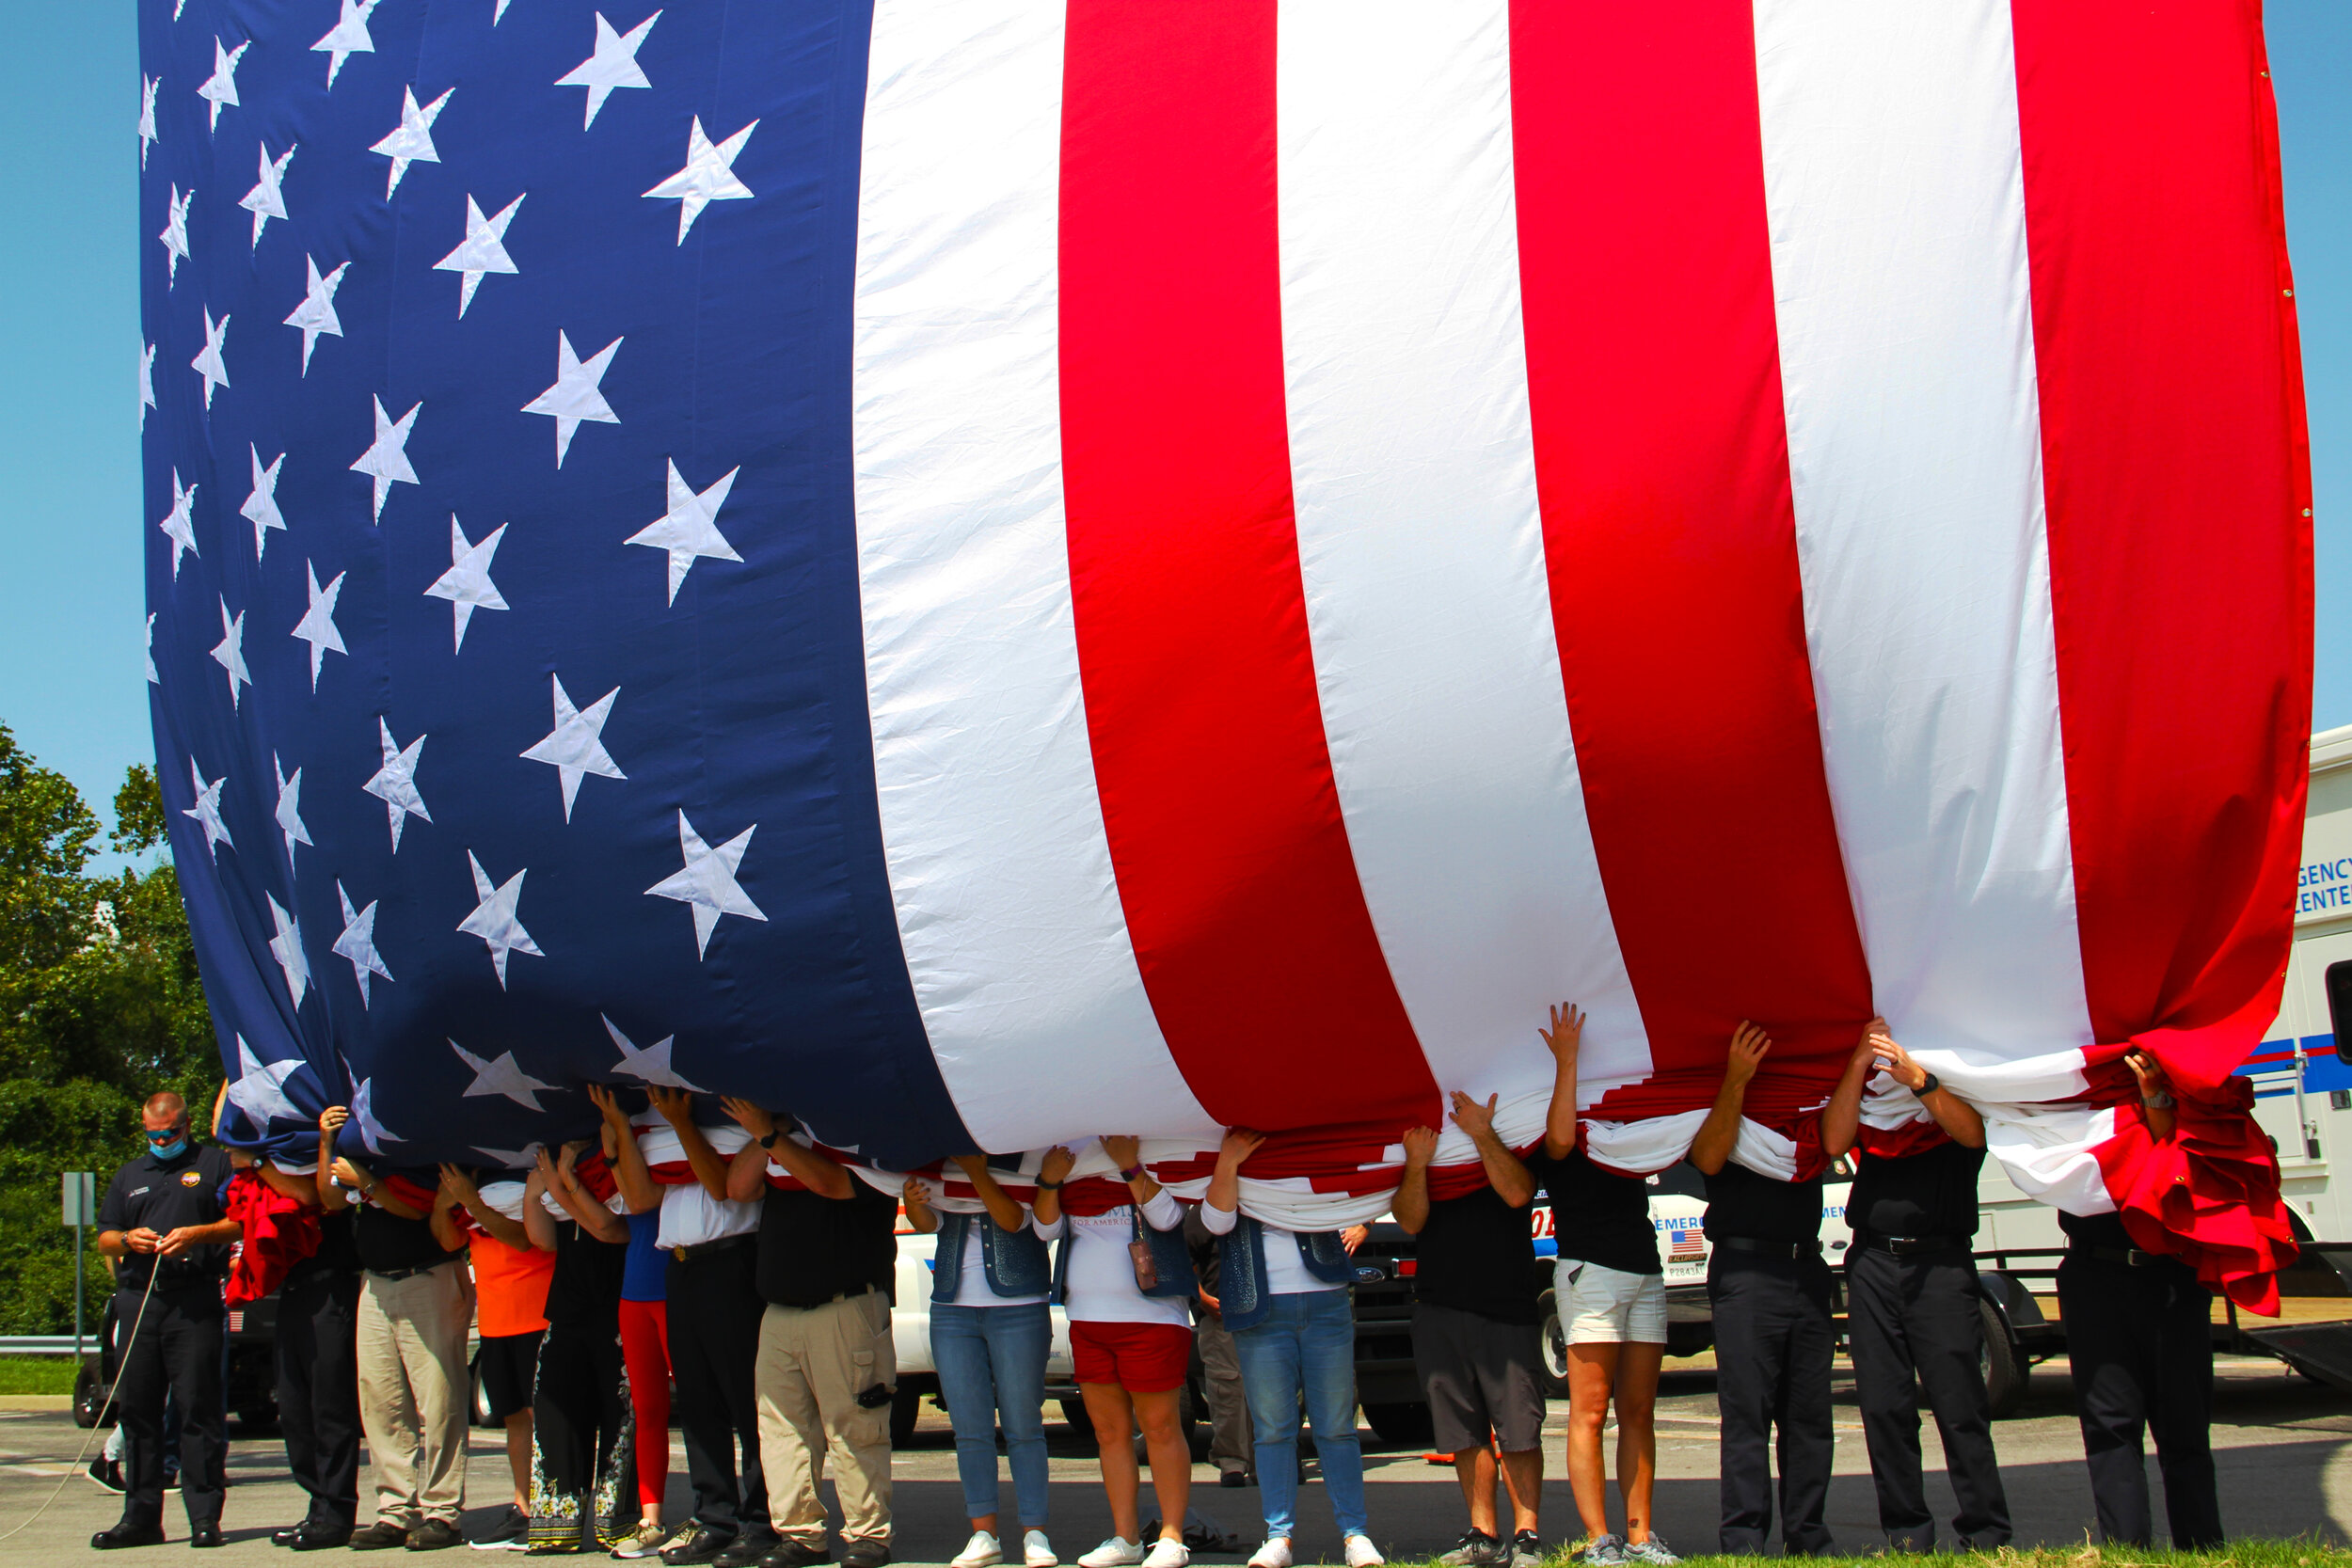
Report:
470,1231,556,1338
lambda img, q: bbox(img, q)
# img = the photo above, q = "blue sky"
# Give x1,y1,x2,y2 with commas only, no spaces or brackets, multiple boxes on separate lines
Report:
1,4,2346,833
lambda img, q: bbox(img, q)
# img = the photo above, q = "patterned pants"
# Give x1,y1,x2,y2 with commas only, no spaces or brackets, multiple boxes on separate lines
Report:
528,1320,637,1550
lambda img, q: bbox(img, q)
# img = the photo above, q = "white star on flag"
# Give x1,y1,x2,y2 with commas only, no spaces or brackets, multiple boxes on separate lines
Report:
424,517,509,652
286,256,348,375
242,445,286,561
433,193,525,317
160,184,192,287
198,37,248,135
474,1143,543,1169
346,1064,402,1154
240,141,295,248
183,757,233,861
311,0,379,88
226,1037,303,1130
451,1037,559,1110
371,85,453,199
521,331,622,467
274,753,312,866
139,75,159,169
159,469,200,578
333,881,392,1006
210,598,250,708
521,675,625,820
627,460,740,604
363,719,431,850
459,851,542,987
644,116,756,244
138,343,156,432
191,308,231,411
145,614,158,685
267,894,310,1007
646,811,766,958
351,395,421,521
495,0,515,22
557,11,660,130
293,562,347,691
604,1015,702,1091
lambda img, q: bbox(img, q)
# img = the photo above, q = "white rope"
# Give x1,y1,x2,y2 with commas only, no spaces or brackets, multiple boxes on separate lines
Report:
0,1264,161,1545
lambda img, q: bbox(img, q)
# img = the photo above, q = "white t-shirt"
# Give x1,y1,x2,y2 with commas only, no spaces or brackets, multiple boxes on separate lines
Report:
643,1123,759,1249
953,1213,1048,1307
1035,1191,1191,1327
1200,1203,1346,1295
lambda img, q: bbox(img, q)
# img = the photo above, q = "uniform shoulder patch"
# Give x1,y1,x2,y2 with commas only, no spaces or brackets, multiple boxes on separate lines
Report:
181,1170,203,1187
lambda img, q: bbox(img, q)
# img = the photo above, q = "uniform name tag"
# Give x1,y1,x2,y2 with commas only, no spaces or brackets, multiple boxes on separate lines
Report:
129,1186,151,1198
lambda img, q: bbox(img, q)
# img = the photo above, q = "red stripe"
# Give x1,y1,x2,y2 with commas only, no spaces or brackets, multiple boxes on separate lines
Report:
1509,0,1874,1127
2010,0,2312,1097
1057,1,1435,1132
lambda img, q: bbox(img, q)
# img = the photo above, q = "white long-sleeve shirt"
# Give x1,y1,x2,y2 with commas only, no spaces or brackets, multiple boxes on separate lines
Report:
1035,1189,1190,1327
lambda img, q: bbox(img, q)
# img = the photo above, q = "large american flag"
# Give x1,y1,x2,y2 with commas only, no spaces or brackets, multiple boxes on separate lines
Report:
148,1,2306,1295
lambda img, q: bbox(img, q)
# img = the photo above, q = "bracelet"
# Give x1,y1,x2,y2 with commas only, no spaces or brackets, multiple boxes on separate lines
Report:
2143,1089,2175,1110
1119,1164,1146,1182
1915,1071,1941,1097
1036,1179,1064,1191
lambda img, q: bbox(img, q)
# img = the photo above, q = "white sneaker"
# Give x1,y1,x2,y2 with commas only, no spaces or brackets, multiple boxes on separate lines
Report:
1248,1540,1293,1568
1344,1536,1385,1568
1077,1540,1145,1568
954,1531,1005,1568
1024,1531,1058,1568
1140,1542,1189,1568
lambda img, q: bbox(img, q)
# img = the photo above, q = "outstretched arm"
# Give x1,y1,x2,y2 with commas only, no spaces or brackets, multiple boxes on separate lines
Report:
1393,1126,1438,1234
590,1085,661,1214
1691,1022,1772,1175
1820,1021,1883,1159
1870,1025,1984,1148
952,1155,1027,1232
1540,1003,1585,1161
1202,1128,1266,1220
651,1086,731,1201
1452,1091,1533,1207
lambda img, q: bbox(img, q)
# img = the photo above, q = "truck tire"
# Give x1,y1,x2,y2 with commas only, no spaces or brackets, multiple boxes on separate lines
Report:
890,1385,925,1449
1535,1290,1572,1401
1979,1297,2026,1419
1361,1402,1432,1448
1060,1396,1094,1441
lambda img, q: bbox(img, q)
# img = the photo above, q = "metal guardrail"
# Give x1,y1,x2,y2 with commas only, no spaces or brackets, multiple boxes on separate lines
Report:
0,1336,86,1356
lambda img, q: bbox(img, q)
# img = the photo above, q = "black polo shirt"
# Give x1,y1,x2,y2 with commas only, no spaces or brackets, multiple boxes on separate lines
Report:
99,1143,237,1290
1849,1138,1984,1241
1412,1185,1543,1325
354,1198,464,1275
1535,1150,1661,1276
755,1179,898,1308
1702,1162,1825,1246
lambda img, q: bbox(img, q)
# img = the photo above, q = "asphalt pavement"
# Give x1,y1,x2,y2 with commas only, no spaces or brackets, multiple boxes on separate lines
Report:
4,1354,2348,1562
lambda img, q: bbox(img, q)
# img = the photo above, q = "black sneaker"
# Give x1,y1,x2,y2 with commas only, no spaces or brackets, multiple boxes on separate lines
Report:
472,1507,532,1551
1438,1532,1502,1568
87,1457,127,1494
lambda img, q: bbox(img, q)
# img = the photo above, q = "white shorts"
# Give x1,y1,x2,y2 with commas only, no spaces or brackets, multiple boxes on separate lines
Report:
1553,1258,1668,1345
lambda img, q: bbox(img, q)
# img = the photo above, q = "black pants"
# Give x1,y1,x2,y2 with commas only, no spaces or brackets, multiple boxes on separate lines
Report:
112,1284,228,1531
2057,1252,2222,1547
1845,1245,2010,1548
275,1266,363,1528
667,1243,771,1537
532,1314,635,1540
1708,1251,1836,1556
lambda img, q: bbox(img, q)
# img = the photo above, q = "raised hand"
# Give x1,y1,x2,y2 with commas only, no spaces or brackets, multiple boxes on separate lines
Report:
2123,1047,2173,1102
1037,1146,1076,1186
1870,1027,1928,1093
1101,1134,1143,1171
586,1083,630,1126
1725,1022,1772,1087
646,1085,693,1126
319,1105,349,1134
437,1163,479,1200
1447,1090,1500,1140
1851,1018,1888,1067
1401,1125,1438,1166
720,1096,776,1138
533,1146,561,1185
1217,1127,1268,1169
1540,1003,1585,1062
902,1175,932,1209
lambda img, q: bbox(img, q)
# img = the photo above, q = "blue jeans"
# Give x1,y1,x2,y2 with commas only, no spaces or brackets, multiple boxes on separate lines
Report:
930,1301,1050,1528
1231,1289,1367,1540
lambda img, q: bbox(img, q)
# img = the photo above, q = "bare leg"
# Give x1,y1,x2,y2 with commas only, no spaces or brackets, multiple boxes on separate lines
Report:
1565,1345,1620,1540
1612,1344,1664,1544
1132,1388,1192,1544
504,1411,532,1512
1454,1446,1500,1538
1084,1383,1142,1544
972,1513,1001,1536
1498,1449,1543,1537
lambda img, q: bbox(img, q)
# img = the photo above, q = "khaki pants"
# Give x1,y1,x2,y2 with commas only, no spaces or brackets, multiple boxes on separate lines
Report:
755,1291,893,1547
357,1262,473,1528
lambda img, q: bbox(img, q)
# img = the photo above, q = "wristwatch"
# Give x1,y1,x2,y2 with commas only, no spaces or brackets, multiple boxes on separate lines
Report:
1915,1071,1941,1097
1036,1178,1065,1191
2143,1089,2175,1109
758,1131,782,1149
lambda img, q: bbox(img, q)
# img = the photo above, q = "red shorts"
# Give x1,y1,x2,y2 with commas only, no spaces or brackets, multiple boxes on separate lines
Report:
1072,1320,1193,1394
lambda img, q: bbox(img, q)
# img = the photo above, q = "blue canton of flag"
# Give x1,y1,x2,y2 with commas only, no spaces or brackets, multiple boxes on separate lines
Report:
141,0,968,1170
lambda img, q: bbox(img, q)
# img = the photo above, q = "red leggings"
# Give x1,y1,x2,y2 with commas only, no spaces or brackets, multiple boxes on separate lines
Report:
618,1299,672,1512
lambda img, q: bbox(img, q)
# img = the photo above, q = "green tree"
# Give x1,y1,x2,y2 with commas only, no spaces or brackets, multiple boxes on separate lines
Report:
0,730,216,1333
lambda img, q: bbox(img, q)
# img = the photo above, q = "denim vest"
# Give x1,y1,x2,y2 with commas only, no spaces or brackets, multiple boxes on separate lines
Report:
930,1209,1053,1304
1216,1214,1356,1331
1048,1204,1197,1304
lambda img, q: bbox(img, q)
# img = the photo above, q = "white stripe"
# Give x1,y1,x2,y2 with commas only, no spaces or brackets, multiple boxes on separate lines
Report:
851,0,1208,1151
1274,1,1645,1101
1982,1103,2121,1214
1754,0,2095,1071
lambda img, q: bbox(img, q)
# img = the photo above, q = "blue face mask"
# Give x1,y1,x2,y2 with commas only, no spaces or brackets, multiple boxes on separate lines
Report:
149,1133,187,1160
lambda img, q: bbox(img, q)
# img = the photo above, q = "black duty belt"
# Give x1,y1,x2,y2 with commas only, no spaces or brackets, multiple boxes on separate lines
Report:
672,1233,755,1262
1712,1236,1822,1259
2074,1243,2165,1268
366,1256,459,1283
1857,1233,1968,1257
769,1284,883,1311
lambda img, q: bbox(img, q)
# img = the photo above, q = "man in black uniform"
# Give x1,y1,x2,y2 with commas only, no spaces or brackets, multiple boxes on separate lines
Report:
262,1113,367,1548
1820,1019,2010,1551
2057,1048,2224,1548
91,1090,240,1549
1689,1025,1833,1557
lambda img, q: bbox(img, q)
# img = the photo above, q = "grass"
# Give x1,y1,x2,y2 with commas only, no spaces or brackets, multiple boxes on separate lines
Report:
0,1354,79,1395
1504,1548,2352,1568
